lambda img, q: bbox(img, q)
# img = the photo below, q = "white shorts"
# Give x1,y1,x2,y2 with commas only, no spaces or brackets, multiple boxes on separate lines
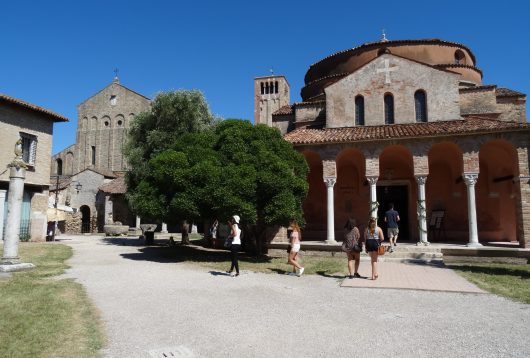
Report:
291,244,301,253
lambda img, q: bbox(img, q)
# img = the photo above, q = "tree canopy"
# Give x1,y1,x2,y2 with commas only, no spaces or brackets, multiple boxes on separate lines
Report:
128,119,308,227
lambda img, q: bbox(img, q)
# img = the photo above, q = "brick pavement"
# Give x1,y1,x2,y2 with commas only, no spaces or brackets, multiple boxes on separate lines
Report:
340,261,485,293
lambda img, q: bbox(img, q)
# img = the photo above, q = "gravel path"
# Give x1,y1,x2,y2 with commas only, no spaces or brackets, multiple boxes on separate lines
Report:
61,236,530,358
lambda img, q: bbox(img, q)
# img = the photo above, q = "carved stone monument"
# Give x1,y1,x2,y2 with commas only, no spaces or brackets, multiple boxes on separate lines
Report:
0,139,35,272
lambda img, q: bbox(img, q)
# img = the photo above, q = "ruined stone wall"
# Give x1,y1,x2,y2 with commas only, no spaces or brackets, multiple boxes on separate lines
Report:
65,212,82,234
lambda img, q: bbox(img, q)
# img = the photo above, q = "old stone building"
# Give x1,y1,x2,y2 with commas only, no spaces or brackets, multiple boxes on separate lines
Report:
255,37,530,247
51,78,150,233
0,94,68,241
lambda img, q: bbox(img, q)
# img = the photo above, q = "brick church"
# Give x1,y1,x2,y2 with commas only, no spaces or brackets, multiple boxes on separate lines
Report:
255,37,530,248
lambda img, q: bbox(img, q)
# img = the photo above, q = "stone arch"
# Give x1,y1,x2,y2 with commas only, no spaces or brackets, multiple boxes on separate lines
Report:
336,148,367,231
378,145,415,240
81,116,88,131
302,150,326,238
477,139,518,242
102,115,111,128
91,116,98,131
115,114,125,127
427,141,466,241
80,205,91,233
66,152,74,175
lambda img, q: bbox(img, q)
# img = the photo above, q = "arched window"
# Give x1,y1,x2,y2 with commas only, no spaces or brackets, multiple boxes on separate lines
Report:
454,50,466,65
260,82,264,95
415,90,427,122
275,81,279,94
384,94,394,124
56,159,63,175
355,95,365,126
265,82,269,94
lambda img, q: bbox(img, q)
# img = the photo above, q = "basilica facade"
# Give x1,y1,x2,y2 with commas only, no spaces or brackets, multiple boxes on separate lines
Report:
255,38,530,247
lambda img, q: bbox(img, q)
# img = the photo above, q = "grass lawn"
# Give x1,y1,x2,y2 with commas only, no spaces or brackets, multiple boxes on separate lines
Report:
0,243,105,358
448,263,530,304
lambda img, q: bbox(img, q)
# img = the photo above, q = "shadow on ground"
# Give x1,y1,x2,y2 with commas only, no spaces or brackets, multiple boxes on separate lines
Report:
447,264,530,279
102,237,273,265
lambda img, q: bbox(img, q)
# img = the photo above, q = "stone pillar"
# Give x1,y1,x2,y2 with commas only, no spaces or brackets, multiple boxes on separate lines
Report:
1,165,34,271
324,177,336,244
367,176,378,219
104,195,113,224
136,216,141,229
463,173,481,247
415,175,429,245
161,222,168,233
0,190,6,241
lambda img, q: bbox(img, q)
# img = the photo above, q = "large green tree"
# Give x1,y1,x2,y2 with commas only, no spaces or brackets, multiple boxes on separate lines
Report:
128,118,308,251
124,90,215,242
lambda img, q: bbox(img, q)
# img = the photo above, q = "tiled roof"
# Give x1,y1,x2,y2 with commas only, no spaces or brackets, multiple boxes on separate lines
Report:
99,176,127,194
272,105,294,116
496,87,525,97
0,94,68,122
284,117,530,145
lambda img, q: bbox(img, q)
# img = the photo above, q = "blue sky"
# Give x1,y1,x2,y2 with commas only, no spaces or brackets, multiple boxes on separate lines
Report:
1,0,529,154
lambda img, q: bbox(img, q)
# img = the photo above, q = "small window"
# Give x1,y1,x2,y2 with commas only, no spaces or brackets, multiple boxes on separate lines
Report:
117,120,123,126
355,95,365,126
110,95,117,106
104,121,109,127
20,132,37,166
260,82,264,95
415,90,428,122
56,159,63,175
454,50,466,65
275,81,279,94
384,94,394,124
91,146,96,165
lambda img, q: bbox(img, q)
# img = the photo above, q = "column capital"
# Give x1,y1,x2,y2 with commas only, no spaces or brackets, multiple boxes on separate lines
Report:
463,172,479,186
366,176,378,185
324,176,336,187
415,175,428,185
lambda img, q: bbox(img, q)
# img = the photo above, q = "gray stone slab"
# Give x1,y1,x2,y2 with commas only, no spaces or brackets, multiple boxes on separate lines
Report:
0,262,35,272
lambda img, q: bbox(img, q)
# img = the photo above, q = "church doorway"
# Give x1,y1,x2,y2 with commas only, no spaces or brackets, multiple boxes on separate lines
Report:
80,205,91,233
376,185,410,241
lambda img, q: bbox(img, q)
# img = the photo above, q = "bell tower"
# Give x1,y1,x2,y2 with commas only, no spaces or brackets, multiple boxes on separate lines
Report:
254,75,290,126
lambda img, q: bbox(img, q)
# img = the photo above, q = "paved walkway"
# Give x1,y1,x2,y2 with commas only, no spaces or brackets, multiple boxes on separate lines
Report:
341,262,485,292
60,236,529,358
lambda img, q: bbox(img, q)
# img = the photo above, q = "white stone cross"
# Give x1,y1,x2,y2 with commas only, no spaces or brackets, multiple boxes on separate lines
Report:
376,59,398,84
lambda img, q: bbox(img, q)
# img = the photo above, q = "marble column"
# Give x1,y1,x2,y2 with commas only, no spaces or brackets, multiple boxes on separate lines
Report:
0,190,6,241
324,177,336,244
1,166,26,264
415,175,429,245
136,215,141,229
367,176,378,219
161,222,168,233
104,194,113,224
463,173,481,246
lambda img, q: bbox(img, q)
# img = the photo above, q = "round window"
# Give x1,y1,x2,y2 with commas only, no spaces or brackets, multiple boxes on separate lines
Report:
104,121,109,127
117,120,123,126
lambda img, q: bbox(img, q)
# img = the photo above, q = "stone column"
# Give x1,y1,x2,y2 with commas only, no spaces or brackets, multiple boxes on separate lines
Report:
415,175,429,245
324,177,336,244
104,194,113,224
161,222,168,234
463,173,481,247
0,190,6,241
1,164,34,271
136,215,141,229
367,176,378,219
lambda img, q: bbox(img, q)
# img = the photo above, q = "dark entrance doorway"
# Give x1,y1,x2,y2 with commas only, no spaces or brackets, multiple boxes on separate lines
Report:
80,205,91,233
376,185,409,240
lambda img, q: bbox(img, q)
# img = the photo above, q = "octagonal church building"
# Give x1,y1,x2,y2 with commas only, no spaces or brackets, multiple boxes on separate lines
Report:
255,37,530,248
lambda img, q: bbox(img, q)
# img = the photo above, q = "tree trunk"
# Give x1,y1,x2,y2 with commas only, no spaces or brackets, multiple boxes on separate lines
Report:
181,220,190,245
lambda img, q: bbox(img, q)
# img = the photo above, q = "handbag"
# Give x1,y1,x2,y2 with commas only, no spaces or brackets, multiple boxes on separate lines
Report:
377,243,386,255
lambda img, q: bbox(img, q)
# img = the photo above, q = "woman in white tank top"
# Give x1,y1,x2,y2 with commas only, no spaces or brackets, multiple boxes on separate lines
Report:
364,217,384,280
227,215,241,277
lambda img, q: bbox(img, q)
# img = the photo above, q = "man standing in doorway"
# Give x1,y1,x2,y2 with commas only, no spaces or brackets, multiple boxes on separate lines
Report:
384,203,400,253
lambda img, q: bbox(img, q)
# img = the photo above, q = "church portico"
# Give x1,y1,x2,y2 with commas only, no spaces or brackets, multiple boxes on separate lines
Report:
258,37,529,248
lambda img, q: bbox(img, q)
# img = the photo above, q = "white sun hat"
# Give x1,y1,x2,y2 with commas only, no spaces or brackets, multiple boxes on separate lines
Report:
232,215,240,224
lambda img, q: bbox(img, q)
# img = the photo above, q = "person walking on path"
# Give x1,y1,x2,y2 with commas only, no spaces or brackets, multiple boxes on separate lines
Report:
364,217,384,280
287,221,304,276
384,203,400,253
226,215,242,277
342,218,363,279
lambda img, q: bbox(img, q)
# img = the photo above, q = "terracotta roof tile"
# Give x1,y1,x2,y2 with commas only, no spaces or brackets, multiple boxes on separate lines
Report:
284,117,530,145
496,87,525,97
272,104,294,116
99,176,127,194
0,93,68,122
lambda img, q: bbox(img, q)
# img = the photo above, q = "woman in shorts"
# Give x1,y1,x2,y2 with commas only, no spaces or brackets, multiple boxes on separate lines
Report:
287,221,304,276
364,217,384,280
343,218,362,279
